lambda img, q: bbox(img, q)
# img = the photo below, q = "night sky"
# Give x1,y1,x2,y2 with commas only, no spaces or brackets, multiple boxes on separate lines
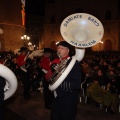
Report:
25,0,45,16
25,0,120,17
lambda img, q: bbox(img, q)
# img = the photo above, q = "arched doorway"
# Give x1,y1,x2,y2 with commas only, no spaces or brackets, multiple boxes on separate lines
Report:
105,39,112,51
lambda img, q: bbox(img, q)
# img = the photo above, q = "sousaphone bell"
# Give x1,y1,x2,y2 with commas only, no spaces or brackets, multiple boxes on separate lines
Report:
60,13,104,48
49,13,104,91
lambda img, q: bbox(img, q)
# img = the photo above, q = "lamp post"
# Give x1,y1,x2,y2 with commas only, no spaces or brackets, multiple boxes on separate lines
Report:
99,40,103,51
21,35,30,47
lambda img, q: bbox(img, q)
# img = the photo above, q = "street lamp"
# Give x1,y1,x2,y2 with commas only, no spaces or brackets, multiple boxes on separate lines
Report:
21,35,30,47
99,40,103,51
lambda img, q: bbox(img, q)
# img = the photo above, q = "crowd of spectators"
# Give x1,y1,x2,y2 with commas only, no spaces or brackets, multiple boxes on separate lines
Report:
80,51,120,113
0,50,120,113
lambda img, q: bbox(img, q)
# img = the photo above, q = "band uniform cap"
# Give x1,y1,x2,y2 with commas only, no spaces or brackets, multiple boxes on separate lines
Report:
18,47,28,52
57,41,75,56
44,48,54,53
57,41,71,50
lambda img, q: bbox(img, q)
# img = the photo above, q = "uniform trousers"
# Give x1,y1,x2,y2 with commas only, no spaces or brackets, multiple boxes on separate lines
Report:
42,78,53,109
19,69,31,99
50,91,79,120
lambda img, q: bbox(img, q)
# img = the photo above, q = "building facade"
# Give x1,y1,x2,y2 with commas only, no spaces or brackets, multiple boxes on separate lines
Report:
42,0,120,51
0,0,25,51
0,0,120,51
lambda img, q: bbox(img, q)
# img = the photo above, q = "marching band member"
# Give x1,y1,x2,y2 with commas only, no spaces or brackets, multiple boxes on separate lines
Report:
39,48,54,109
16,47,31,100
45,41,82,120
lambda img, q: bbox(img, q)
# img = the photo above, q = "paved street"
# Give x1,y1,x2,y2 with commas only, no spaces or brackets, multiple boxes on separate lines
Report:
3,83,120,120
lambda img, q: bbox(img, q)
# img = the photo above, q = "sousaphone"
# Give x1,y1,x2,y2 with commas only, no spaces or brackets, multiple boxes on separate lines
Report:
49,13,104,91
0,64,18,100
60,13,104,48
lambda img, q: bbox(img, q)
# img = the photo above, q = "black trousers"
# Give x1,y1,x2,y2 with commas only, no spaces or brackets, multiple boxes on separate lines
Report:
42,78,53,108
0,77,6,120
19,69,31,99
50,91,79,120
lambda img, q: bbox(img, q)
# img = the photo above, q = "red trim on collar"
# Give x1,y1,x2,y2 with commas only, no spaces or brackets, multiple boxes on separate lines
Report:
62,55,69,60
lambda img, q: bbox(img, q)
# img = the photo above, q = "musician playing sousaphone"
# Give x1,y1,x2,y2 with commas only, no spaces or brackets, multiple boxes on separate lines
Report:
16,47,31,99
46,13,104,120
45,41,82,120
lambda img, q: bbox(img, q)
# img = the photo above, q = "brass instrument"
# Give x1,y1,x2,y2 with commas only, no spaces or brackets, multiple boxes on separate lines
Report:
49,57,70,85
0,64,18,100
49,13,104,91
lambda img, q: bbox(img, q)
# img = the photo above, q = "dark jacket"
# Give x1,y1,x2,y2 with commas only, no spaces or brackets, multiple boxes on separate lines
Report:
55,59,81,98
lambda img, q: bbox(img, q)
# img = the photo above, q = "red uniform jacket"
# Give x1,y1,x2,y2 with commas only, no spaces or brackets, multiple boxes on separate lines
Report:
16,55,26,67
